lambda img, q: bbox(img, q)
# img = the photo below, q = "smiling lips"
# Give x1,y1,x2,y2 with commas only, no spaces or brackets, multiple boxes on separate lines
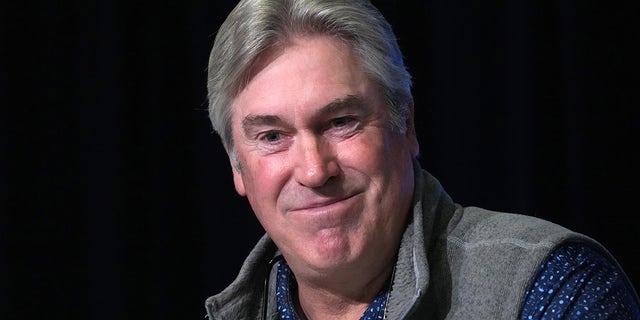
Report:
291,194,354,211
286,192,362,228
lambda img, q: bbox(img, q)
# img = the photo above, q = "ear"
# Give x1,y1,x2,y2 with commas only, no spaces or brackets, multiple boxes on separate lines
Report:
405,99,420,157
231,160,247,196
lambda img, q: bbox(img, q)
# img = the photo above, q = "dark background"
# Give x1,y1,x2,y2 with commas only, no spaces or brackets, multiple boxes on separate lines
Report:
1,0,638,319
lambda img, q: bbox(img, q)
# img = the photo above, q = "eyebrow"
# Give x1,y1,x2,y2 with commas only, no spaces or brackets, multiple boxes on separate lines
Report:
318,95,371,120
242,114,283,131
241,95,369,134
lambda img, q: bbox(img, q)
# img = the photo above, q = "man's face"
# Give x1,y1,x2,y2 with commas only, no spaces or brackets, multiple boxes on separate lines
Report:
229,35,419,280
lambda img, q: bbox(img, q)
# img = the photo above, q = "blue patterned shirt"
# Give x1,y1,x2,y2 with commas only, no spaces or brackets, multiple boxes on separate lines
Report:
275,261,388,320
520,243,640,319
275,244,639,319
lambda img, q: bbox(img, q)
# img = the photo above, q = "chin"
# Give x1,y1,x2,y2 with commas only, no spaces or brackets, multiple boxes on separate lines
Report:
306,239,363,270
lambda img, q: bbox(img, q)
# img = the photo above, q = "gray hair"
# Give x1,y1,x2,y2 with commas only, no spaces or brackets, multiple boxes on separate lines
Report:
207,0,413,166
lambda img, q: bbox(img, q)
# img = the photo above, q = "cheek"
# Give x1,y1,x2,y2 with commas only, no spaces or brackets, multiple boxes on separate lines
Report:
341,132,413,197
337,134,387,169
240,155,290,206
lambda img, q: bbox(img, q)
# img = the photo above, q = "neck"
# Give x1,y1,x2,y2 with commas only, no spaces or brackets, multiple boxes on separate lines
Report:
293,261,395,320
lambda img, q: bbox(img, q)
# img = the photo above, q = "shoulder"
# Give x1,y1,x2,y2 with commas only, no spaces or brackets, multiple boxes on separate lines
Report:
437,206,609,318
447,206,589,250
521,242,640,319
205,233,278,320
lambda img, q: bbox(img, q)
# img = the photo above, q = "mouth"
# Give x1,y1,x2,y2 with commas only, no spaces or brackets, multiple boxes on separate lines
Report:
286,191,364,229
289,193,359,212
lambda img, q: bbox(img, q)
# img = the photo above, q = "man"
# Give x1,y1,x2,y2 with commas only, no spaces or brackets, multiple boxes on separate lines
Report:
204,0,640,319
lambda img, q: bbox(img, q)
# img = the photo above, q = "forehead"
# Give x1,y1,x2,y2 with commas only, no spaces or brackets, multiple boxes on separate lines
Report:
231,35,376,121
241,34,353,90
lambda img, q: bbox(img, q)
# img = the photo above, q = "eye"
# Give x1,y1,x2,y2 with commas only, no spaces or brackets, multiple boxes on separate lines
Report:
259,131,282,142
324,116,361,139
331,116,355,128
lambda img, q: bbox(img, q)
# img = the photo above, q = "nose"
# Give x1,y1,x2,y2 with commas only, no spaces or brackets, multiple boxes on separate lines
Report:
293,134,339,188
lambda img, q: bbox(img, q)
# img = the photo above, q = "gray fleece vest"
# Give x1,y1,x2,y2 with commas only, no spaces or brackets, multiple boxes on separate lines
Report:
205,163,610,319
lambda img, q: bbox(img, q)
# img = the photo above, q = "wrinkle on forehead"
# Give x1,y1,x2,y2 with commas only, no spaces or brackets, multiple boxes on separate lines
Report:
235,33,352,98
240,95,373,137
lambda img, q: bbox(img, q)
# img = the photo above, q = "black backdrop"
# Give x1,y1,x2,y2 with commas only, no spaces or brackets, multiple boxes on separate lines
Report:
2,0,638,319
